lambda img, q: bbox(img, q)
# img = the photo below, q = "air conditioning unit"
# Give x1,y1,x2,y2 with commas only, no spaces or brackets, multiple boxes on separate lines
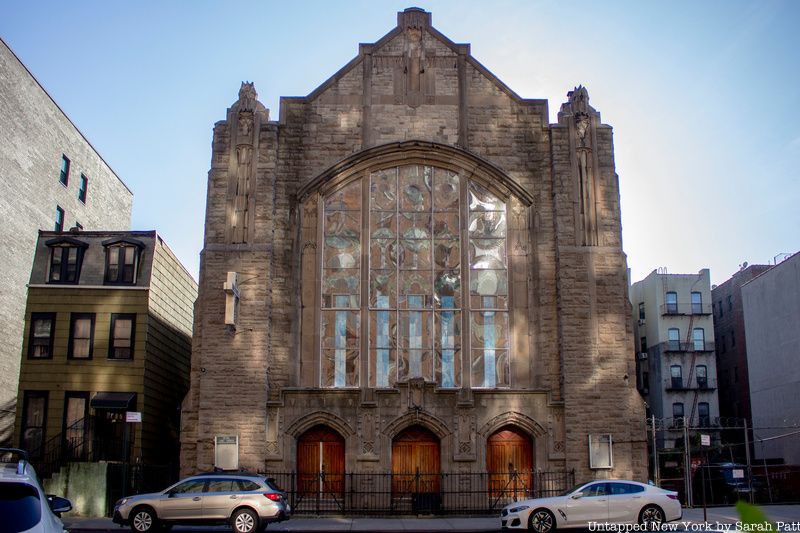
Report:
638,319,646,326
637,352,648,361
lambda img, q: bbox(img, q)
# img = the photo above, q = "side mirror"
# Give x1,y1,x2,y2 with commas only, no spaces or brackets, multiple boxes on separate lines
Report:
47,495,73,516
571,491,584,499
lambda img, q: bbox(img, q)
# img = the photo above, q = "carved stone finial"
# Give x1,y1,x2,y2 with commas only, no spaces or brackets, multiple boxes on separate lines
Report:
237,82,257,111
568,85,590,114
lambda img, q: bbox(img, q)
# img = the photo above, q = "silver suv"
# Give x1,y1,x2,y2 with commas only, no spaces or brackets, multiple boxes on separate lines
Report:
0,448,73,533
113,473,291,533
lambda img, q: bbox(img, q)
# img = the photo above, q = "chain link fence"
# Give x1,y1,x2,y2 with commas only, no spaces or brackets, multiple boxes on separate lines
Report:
647,416,800,506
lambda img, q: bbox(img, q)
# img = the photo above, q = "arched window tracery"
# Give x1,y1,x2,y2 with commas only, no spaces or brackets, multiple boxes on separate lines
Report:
320,163,512,389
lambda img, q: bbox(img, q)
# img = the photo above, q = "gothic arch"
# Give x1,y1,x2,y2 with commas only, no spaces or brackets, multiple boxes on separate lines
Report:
296,140,534,207
285,410,355,439
383,411,451,440
479,411,547,440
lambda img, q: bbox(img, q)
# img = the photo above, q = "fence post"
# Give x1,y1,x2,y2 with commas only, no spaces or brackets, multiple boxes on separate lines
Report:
744,419,753,503
651,415,660,486
683,417,692,507
512,465,518,502
316,469,322,515
348,472,353,513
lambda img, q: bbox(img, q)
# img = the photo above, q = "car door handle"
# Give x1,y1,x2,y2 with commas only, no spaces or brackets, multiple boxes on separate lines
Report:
632,496,641,499
230,495,238,499
192,496,201,501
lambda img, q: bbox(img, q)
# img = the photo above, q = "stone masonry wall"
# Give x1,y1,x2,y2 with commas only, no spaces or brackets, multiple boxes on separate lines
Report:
182,8,647,481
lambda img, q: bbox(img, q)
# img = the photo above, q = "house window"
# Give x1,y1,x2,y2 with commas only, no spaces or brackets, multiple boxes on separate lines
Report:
28,313,56,359
693,328,705,351
322,165,511,389
718,301,723,318
720,335,726,353
640,337,647,353
696,364,708,389
105,244,140,284
59,155,70,186
691,291,702,314
665,291,678,314
78,174,88,203
21,391,48,459
55,206,65,232
731,331,736,347
109,314,135,360
588,434,613,469
49,244,85,283
670,365,682,388
668,328,680,351
734,366,739,383
68,313,95,359
638,302,645,320
673,402,684,420
727,295,732,311
698,402,710,427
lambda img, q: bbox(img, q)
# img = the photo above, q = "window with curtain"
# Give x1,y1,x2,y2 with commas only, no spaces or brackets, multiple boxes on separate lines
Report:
68,313,94,359
321,164,510,389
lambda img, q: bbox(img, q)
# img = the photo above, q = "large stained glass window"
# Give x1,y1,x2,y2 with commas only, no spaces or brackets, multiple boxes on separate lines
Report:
321,164,509,389
468,183,509,387
321,180,361,387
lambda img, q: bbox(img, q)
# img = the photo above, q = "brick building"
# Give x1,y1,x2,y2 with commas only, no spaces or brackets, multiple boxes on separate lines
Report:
630,269,720,448
181,8,647,497
741,253,800,464
711,264,772,431
0,38,133,443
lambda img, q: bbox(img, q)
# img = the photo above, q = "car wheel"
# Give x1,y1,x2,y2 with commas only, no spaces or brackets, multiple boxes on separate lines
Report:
232,508,259,533
639,504,665,530
528,509,556,533
130,507,158,533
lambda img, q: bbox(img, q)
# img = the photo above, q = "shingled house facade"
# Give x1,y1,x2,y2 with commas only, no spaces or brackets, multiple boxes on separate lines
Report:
181,8,647,493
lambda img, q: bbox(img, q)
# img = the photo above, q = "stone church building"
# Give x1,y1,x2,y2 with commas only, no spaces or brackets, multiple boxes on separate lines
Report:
181,8,647,491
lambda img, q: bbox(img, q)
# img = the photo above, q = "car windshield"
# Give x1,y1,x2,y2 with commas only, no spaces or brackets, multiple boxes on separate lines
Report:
559,483,589,496
0,482,42,531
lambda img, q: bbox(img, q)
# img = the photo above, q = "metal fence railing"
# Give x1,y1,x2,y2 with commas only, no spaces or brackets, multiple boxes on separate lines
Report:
266,469,574,515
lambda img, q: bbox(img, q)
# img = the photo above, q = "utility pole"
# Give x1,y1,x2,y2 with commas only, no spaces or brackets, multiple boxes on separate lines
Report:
651,415,660,486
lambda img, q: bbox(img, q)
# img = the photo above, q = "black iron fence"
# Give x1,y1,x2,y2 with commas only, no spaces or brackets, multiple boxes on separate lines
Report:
33,416,128,479
268,469,574,515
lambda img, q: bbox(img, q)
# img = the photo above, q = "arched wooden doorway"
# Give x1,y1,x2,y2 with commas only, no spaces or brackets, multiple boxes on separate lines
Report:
391,425,441,495
297,425,345,500
487,425,533,501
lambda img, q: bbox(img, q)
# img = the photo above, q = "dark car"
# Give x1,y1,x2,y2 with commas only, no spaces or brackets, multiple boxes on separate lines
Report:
693,462,757,505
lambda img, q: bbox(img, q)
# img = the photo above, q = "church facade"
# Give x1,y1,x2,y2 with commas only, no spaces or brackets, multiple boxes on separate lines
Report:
181,8,647,487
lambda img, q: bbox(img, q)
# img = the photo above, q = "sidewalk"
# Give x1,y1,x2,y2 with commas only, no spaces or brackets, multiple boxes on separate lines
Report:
63,505,800,532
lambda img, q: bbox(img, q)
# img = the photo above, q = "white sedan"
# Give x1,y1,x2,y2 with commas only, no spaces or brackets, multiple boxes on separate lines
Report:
500,480,681,532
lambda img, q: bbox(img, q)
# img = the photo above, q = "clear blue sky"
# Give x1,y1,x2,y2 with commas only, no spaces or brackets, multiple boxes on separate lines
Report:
3,0,798,284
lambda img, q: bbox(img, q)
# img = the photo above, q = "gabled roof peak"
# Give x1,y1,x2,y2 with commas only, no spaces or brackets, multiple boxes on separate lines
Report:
398,7,431,29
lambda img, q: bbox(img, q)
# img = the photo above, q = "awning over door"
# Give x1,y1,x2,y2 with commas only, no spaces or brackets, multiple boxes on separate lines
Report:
90,392,136,410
